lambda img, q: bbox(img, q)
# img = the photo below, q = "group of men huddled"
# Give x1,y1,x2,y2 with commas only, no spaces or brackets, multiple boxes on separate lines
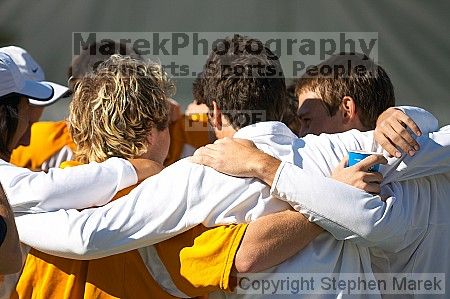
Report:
0,34,449,298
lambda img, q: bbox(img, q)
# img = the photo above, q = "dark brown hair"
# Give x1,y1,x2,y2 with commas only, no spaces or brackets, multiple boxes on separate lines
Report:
199,34,288,130
295,53,395,129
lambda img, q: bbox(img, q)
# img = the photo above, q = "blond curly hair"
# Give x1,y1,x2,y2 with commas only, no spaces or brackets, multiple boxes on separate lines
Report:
69,55,174,163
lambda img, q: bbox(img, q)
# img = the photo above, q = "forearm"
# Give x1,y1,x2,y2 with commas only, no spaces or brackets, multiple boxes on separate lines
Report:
15,161,210,259
14,180,192,259
0,185,22,274
0,157,137,213
248,151,281,186
271,161,402,246
234,209,323,273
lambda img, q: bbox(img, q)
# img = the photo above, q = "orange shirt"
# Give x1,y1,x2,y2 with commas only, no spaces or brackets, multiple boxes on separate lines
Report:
10,121,76,171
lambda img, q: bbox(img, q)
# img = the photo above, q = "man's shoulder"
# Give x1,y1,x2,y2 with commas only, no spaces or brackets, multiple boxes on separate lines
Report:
298,129,373,151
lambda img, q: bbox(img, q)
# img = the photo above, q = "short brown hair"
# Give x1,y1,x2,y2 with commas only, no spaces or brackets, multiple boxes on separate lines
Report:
295,53,395,129
69,55,173,163
199,34,288,130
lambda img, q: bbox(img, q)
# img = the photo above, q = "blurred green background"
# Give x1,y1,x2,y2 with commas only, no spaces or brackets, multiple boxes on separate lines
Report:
0,0,448,124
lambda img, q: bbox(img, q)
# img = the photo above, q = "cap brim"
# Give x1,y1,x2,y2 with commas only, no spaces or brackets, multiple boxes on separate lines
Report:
29,81,69,106
19,80,53,101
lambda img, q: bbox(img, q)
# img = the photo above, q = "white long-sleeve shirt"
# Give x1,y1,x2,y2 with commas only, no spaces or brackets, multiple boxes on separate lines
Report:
0,157,138,213
269,126,450,298
14,108,450,297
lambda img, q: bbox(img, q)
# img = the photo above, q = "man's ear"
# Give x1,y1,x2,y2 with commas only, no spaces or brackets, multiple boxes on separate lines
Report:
211,101,223,130
340,96,358,123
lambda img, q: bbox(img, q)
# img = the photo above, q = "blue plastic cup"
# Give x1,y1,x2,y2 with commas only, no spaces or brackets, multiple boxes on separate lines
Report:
347,150,383,172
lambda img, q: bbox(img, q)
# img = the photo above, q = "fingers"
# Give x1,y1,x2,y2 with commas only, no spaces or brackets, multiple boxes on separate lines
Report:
377,138,400,158
363,182,381,194
363,171,383,183
356,173,382,194
351,177,381,194
375,108,421,157
356,154,387,171
359,168,383,194
374,128,401,157
337,156,348,170
397,112,422,137
382,123,405,157
390,120,420,155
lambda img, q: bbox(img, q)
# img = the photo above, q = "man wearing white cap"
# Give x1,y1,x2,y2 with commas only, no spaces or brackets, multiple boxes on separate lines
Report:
0,51,57,276
0,46,73,171
0,46,69,107
0,52,56,151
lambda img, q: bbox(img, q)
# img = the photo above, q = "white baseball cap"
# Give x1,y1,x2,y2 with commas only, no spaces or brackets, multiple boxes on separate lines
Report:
0,46,69,106
0,52,54,102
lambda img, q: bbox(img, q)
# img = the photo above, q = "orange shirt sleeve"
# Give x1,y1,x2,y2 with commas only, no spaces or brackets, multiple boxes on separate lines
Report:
10,121,75,170
178,224,247,292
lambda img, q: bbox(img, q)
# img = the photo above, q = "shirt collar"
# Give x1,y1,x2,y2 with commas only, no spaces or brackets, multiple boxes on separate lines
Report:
233,121,297,140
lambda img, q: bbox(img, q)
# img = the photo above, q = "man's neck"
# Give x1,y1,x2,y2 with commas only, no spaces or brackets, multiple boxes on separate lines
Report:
216,126,237,139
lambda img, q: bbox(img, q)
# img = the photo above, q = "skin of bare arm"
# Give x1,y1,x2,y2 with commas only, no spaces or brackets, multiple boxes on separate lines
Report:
0,183,22,274
234,209,324,273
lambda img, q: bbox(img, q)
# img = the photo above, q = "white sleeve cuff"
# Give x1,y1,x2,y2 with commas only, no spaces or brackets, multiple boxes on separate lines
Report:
269,160,288,197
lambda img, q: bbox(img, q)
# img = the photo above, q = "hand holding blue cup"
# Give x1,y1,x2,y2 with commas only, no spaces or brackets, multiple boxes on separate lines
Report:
347,150,384,172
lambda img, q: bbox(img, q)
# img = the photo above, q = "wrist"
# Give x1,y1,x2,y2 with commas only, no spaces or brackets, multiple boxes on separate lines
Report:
251,152,281,186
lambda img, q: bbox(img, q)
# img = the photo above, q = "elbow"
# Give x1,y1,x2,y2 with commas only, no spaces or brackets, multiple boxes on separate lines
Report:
352,221,386,245
234,247,261,273
72,246,89,257
68,241,94,259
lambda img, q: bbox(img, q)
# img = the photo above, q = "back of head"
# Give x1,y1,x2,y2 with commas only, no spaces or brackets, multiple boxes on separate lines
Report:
68,41,141,91
296,52,395,129
199,34,288,130
69,54,174,163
